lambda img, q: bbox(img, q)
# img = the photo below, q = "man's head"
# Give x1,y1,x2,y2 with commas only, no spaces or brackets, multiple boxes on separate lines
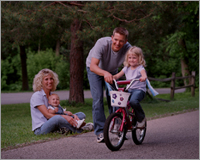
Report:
48,94,60,107
111,27,129,52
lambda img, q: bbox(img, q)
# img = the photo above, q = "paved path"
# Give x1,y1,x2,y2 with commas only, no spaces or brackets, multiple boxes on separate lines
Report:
1,110,199,159
1,88,185,105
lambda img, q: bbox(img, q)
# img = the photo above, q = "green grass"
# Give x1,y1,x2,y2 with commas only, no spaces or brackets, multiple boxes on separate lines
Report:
1,90,199,150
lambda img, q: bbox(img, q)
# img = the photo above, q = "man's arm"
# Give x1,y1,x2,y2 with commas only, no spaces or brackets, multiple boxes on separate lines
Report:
90,57,113,84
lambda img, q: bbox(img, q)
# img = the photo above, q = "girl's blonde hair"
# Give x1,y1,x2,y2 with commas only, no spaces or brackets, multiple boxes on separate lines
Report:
32,68,59,92
123,46,146,67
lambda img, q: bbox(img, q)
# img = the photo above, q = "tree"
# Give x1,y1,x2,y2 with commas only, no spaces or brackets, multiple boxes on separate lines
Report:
165,2,199,85
1,2,34,90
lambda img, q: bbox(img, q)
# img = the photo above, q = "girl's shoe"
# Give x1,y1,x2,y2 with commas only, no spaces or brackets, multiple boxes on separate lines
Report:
137,118,146,128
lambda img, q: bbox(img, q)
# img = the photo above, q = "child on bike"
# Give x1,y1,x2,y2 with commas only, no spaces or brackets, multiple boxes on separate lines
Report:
48,93,86,129
113,46,147,127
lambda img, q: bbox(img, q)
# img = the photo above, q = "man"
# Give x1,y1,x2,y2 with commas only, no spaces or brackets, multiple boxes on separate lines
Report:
86,27,132,143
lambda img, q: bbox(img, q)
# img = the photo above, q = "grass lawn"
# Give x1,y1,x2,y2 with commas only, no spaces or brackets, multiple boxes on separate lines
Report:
1,90,199,150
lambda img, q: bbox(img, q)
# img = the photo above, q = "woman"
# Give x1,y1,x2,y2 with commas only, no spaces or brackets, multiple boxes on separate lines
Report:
30,68,92,135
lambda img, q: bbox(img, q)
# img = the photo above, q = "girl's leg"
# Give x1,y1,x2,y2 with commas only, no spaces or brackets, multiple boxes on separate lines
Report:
34,115,82,135
128,89,145,122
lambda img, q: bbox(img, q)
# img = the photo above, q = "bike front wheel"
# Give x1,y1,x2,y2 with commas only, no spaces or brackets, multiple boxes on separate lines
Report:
132,120,147,145
104,112,126,151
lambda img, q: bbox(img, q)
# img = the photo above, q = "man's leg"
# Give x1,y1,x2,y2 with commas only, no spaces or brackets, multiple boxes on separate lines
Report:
86,67,106,136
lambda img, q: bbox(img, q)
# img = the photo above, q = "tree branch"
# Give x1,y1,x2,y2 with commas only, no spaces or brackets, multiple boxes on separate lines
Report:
65,1,85,7
112,11,154,23
84,19,94,29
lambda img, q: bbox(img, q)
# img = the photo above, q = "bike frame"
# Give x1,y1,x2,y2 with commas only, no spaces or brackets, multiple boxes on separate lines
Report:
111,80,137,132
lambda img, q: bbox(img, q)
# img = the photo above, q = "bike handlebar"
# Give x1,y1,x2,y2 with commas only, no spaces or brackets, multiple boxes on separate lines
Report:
113,79,140,91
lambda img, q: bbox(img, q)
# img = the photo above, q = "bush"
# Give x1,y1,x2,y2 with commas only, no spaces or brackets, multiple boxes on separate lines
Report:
1,55,21,91
27,49,70,90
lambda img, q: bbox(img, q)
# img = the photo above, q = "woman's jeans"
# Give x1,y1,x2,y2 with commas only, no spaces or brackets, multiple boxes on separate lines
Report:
34,112,85,135
128,89,145,122
86,67,115,136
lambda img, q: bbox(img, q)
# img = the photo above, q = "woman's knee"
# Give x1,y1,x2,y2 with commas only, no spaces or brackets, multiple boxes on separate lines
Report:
50,115,65,124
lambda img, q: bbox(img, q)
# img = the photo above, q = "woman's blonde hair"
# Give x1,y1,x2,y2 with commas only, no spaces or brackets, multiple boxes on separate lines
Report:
123,46,146,67
32,68,59,92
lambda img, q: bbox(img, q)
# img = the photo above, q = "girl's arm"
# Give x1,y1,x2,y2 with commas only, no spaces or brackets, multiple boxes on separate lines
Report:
140,69,147,82
113,70,125,80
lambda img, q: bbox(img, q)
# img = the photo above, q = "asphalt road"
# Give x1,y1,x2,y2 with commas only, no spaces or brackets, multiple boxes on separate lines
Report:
1,110,199,159
1,88,186,105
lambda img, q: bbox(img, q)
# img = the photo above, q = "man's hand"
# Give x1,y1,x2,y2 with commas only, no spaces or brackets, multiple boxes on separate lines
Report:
104,72,113,84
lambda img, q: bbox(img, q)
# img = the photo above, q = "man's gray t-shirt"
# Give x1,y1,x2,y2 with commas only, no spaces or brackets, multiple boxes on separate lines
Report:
86,37,131,74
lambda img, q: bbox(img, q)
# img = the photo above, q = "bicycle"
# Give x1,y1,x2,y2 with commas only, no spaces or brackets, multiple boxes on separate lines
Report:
103,79,147,151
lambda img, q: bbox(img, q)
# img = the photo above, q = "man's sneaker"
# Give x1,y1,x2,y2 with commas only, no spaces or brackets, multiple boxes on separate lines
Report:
97,133,104,143
76,119,86,129
81,122,94,131
137,118,146,128
59,127,70,135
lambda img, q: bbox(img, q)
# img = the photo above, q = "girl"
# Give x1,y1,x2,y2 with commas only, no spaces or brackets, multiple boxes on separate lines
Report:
113,46,147,127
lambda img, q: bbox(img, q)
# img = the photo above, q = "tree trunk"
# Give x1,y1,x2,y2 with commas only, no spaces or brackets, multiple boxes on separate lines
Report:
19,45,29,90
69,19,84,103
181,58,190,85
178,39,191,86
55,38,60,56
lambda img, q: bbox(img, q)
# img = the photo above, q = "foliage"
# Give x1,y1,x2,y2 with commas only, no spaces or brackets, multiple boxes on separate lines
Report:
27,49,70,90
1,54,21,90
163,2,199,87
1,1,199,92
1,49,70,91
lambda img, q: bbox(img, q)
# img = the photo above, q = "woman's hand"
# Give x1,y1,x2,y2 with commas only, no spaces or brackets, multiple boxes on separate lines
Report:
65,111,73,116
73,114,80,121
54,107,59,112
63,115,78,127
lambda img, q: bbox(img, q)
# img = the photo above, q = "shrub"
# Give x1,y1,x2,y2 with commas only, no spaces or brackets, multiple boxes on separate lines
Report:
27,49,70,90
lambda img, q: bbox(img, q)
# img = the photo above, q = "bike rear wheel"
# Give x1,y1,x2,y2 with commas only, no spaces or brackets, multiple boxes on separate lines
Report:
104,112,125,151
132,120,147,145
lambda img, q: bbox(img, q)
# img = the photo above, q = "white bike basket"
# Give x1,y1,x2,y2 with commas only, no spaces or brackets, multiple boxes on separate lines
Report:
110,91,131,107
